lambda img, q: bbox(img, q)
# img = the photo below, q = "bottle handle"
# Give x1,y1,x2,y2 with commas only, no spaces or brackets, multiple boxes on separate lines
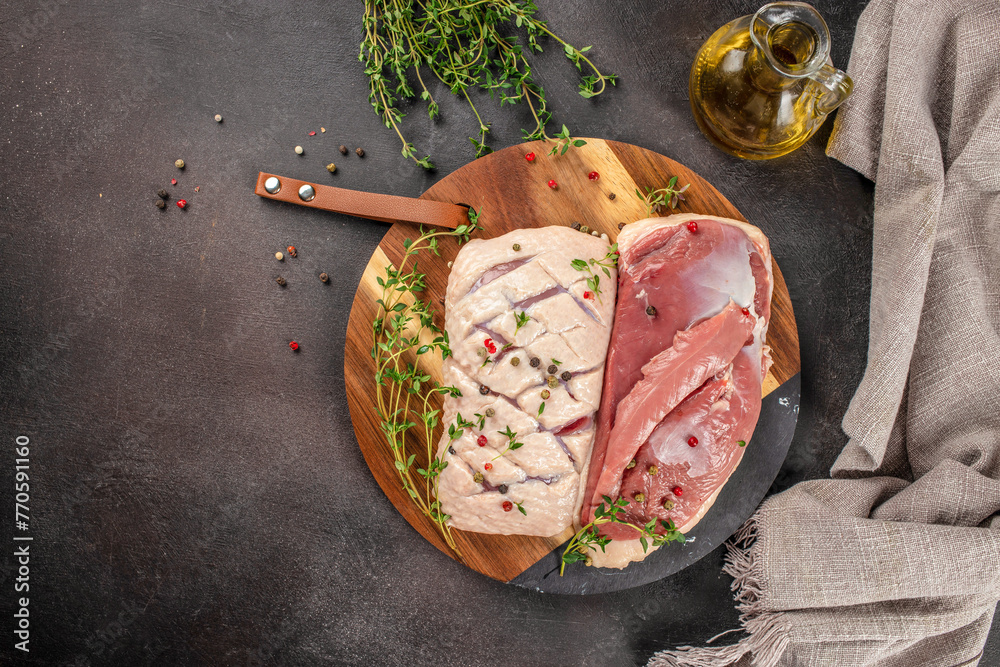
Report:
810,64,853,115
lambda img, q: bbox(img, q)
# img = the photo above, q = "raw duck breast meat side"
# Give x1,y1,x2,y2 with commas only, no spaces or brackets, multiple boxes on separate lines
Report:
581,214,773,569
435,227,617,537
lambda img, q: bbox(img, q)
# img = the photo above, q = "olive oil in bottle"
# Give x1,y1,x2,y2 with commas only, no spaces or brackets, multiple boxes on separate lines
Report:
689,2,852,160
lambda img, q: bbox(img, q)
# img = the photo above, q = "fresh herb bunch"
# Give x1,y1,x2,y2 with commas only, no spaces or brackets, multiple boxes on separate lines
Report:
372,211,482,558
360,0,617,167
560,495,686,575
636,176,691,217
570,243,618,301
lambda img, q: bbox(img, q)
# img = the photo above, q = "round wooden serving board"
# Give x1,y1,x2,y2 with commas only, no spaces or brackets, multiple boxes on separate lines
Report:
345,140,800,594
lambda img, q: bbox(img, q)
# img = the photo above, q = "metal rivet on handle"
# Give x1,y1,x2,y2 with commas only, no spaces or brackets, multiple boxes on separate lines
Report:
264,177,281,194
298,184,315,202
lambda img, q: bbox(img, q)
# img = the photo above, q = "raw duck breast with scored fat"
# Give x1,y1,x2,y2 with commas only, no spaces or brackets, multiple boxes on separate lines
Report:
435,227,617,537
581,214,773,569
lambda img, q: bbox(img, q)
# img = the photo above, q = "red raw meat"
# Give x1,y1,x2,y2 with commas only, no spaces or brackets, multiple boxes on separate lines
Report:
581,214,773,566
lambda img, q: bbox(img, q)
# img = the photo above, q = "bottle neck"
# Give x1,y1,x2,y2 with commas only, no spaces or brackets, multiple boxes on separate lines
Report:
746,46,799,92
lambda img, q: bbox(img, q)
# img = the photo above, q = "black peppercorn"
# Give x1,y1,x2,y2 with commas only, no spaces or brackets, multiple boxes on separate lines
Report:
157,189,168,199
319,272,329,283
339,145,348,154
608,193,616,200
355,147,365,157
498,484,509,494
646,305,657,316
275,276,286,286
560,371,571,382
570,222,581,230
448,446,456,455
529,357,541,368
479,385,490,395
547,364,558,375
618,222,626,230
155,199,166,209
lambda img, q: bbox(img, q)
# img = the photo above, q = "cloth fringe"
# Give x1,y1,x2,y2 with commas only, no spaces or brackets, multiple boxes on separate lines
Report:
648,515,790,667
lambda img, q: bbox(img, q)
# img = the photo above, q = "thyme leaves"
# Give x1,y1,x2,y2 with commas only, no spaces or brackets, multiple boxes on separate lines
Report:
559,495,686,575
372,214,482,558
360,0,615,167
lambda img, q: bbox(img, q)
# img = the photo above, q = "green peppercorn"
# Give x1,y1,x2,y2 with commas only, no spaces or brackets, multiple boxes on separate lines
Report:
474,472,484,483
580,225,590,234
634,492,645,503
737,440,747,447
547,375,559,388
477,348,487,359
540,389,551,400
547,364,558,375
485,408,495,418
512,243,521,251
174,159,185,169
560,371,571,382
326,163,337,173
626,459,636,469
529,357,541,368
648,465,659,476
510,357,520,367
663,499,674,510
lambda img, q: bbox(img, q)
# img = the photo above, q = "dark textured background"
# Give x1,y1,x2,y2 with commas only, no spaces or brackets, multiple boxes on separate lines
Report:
1,0,996,665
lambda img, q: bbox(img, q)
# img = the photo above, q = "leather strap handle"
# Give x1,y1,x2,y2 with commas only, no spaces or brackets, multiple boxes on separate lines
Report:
253,172,469,230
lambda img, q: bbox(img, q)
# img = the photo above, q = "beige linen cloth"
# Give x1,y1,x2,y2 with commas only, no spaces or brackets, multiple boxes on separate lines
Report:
651,1,1000,665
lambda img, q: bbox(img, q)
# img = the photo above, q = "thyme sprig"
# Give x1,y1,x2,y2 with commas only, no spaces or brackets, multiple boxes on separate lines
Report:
549,124,587,156
372,211,482,558
514,311,530,333
360,0,616,167
560,495,686,575
492,426,524,460
636,176,691,217
570,243,618,301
